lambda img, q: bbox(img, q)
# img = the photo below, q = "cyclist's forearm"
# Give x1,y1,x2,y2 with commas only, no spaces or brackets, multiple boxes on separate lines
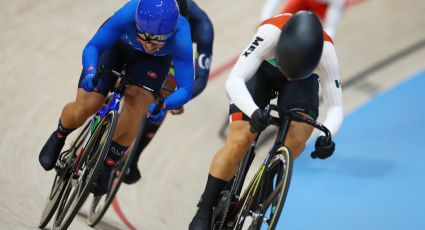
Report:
322,106,344,136
192,68,209,98
163,87,192,110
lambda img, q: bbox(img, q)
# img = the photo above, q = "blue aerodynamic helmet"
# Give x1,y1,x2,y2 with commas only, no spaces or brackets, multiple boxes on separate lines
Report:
135,0,180,40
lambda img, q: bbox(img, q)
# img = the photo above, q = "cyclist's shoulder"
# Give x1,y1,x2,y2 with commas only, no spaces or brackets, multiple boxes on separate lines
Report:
323,31,334,44
176,16,191,33
260,13,292,30
108,0,138,26
260,13,334,45
170,17,193,53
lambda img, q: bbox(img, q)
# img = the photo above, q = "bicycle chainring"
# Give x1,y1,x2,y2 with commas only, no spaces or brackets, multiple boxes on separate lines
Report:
211,190,232,230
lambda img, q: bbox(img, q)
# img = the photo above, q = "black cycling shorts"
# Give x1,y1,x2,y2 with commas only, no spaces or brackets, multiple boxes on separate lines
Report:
78,40,172,96
229,61,319,121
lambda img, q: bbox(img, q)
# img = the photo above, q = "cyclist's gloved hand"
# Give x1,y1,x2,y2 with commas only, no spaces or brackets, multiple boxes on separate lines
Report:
81,69,97,92
249,108,272,133
170,106,184,115
146,103,166,125
311,136,335,159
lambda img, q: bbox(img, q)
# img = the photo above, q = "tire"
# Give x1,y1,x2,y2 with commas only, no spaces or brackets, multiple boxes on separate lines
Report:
52,111,118,230
87,118,147,227
250,146,293,230
38,121,91,229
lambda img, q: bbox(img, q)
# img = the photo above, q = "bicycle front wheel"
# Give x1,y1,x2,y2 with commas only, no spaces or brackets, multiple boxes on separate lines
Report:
38,121,91,229
250,146,293,230
52,111,117,230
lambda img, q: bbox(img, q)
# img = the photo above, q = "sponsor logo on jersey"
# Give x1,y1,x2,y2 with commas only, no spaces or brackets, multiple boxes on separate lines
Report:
243,36,264,57
147,71,158,79
198,53,212,70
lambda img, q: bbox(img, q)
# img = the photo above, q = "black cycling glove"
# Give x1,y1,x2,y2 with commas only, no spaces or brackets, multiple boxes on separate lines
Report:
311,136,335,159
249,108,272,133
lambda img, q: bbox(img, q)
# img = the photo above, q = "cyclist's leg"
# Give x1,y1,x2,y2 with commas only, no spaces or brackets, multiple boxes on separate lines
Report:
123,119,163,184
112,53,171,146
124,71,175,184
39,46,120,171
277,74,319,158
190,61,276,229
93,50,171,195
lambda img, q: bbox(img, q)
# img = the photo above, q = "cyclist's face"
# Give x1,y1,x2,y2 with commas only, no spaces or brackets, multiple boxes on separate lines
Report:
141,40,165,54
137,31,167,54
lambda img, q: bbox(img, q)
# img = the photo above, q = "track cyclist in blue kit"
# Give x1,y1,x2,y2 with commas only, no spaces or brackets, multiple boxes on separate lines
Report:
38,0,194,196
123,0,215,184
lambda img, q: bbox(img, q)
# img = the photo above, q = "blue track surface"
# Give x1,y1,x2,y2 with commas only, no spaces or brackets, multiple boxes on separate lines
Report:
276,71,425,230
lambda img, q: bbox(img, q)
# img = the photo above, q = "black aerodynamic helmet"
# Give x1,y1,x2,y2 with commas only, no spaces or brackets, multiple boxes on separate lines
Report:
275,11,324,80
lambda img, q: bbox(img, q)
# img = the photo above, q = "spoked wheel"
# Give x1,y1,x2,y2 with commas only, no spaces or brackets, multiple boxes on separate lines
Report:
38,121,91,229
249,146,293,230
86,148,133,227
52,111,117,230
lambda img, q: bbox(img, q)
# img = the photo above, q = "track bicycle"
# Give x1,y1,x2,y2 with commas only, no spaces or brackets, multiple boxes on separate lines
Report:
211,104,333,230
86,71,167,227
38,66,163,230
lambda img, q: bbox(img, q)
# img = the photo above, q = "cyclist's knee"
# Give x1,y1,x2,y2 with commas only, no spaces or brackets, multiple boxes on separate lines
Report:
286,139,306,158
74,93,104,118
124,87,154,112
225,122,255,164
286,122,313,158
74,101,101,118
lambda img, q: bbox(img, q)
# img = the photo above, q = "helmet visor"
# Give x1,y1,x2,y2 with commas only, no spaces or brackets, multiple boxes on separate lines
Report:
136,25,174,44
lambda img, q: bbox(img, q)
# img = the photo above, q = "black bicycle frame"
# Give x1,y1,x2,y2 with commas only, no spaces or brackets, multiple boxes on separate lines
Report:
228,104,331,209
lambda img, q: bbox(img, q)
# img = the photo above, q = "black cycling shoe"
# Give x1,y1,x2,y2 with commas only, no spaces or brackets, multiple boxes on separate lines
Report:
39,131,65,171
189,214,211,230
91,166,113,196
123,164,141,184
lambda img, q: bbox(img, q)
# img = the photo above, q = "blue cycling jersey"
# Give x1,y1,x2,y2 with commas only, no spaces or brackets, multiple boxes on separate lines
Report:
82,0,193,110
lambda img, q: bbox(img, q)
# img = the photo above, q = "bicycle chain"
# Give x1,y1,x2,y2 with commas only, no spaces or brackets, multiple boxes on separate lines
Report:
212,190,231,230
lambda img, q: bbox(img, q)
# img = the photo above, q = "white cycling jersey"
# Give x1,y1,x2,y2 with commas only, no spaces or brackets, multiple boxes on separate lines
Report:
225,14,343,136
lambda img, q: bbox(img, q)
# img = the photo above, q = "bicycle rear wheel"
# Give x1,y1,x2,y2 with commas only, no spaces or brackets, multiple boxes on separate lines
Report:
38,121,91,229
250,146,293,230
52,111,117,230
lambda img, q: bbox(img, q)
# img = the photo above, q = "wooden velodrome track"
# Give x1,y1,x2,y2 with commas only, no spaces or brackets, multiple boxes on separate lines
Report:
0,0,424,229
